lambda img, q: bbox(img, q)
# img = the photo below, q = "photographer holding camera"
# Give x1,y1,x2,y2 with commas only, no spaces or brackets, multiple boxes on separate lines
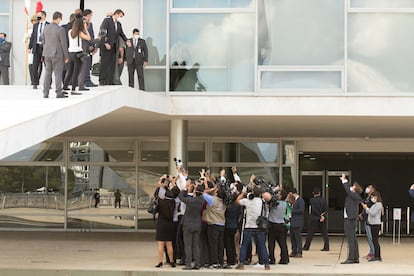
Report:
235,185,270,270
64,14,90,95
154,175,179,268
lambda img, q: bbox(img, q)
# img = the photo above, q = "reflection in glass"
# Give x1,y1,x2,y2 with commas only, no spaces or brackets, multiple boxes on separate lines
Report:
258,0,344,66
0,2,9,13
67,166,136,230
170,13,255,92
143,0,166,65
138,166,168,229
350,0,414,8
188,142,206,162
212,142,278,163
141,141,169,162
0,166,64,228
260,71,342,89
348,14,414,92
145,68,166,92
1,142,63,162
69,141,135,162
172,0,254,8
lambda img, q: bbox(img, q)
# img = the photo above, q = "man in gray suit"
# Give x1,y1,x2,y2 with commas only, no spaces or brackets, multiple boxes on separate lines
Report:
178,180,206,270
42,11,69,98
339,173,362,264
0,33,12,85
289,188,305,258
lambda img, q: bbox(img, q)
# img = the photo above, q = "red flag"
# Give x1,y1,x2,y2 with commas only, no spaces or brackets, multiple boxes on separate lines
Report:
35,1,43,13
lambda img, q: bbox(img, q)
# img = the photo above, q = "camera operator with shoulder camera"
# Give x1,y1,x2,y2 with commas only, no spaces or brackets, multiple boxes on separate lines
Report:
235,185,270,270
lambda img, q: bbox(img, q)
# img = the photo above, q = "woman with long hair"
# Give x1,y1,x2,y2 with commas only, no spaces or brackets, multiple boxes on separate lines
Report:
361,191,383,262
64,16,90,94
154,175,179,268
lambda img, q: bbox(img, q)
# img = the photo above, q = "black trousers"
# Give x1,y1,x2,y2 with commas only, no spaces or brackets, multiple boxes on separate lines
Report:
370,224,381,259
176,216,185,261
224,227,237,265
100,46,116,85
199,223,210,266
127,60,145,90
31,45,43,85
268,222,289,263
303,219,329,250
207,224,225,265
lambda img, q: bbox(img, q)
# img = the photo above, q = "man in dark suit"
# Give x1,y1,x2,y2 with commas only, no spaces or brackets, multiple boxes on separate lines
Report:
303,187,329,251
339,173,362,264
289,188,305,258
178,180,206,270
41,11,69,98
0,33,12,85
98,9,128,85
28,10,48,89
125,28,148,90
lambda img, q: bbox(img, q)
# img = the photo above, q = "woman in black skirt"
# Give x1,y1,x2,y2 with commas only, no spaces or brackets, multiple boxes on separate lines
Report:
155,175,179,268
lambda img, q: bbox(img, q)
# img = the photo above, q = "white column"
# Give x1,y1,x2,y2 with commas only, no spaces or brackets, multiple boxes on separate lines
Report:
169,120,188,176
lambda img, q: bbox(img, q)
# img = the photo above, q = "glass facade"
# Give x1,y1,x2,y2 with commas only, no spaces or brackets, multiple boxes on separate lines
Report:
0,138,290,231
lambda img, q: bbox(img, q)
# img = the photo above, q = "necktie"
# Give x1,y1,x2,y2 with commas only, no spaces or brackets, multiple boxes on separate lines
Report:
39,23,43,43
133,39,137,48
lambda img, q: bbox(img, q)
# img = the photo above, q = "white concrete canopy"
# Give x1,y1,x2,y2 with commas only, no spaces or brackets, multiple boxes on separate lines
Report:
2,85,414,159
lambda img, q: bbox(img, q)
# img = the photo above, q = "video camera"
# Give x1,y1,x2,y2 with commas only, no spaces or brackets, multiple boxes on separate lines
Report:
174,157,183,169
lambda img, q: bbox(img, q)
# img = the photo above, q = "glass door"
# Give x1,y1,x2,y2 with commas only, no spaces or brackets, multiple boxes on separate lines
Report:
326,170,351,233
300,171,325,232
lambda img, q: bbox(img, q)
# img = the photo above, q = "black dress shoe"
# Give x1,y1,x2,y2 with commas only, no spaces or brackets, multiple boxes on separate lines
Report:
182,267,192,270
43,94,49,98
62,87,70,91
302,247,309,251
321,248,329,251
33,85,38,89
279,261,289,265
170,262,176,268
56,94,68,98
85,82,98,87
79,88,90,91
155,262,163,268
192,266,200,270
341,259,359,264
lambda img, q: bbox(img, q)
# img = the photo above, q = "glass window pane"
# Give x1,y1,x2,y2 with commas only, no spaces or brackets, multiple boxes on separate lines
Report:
212,142,278,163
282,141,295,165
145,68,166,92
350,0,414,8
138,166,168,229
0,1,9,13
172,0,254,8
258,0,344,66
260,71,342,89
0,15,8,34
188,141,206,162
0,166,64,229
143,0,166,66
141,141,168,162
69,141,135,162
1,142,64,162
348,14,414,92
170,13,255,92
67,166,136,230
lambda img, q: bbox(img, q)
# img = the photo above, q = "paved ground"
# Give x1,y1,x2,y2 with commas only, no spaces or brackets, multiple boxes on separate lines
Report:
0,231,412,275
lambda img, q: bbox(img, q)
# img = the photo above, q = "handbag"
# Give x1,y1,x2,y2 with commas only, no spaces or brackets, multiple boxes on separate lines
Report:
91,62,101,76
147,197,159,215
256,202,271,230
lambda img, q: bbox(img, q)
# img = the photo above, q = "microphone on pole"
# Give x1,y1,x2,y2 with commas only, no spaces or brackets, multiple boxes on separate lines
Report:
80,0,85,11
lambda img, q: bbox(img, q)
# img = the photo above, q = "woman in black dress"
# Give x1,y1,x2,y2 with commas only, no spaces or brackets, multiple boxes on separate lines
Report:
155,175,179,268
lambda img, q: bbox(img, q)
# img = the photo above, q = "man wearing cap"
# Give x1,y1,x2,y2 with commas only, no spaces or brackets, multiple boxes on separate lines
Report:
125,28,148,90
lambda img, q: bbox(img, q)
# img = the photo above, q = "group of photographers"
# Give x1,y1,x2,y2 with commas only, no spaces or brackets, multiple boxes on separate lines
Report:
152,166,299,271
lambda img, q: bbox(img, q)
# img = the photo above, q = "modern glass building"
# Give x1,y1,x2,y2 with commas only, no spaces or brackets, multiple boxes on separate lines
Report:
1,0,414,234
